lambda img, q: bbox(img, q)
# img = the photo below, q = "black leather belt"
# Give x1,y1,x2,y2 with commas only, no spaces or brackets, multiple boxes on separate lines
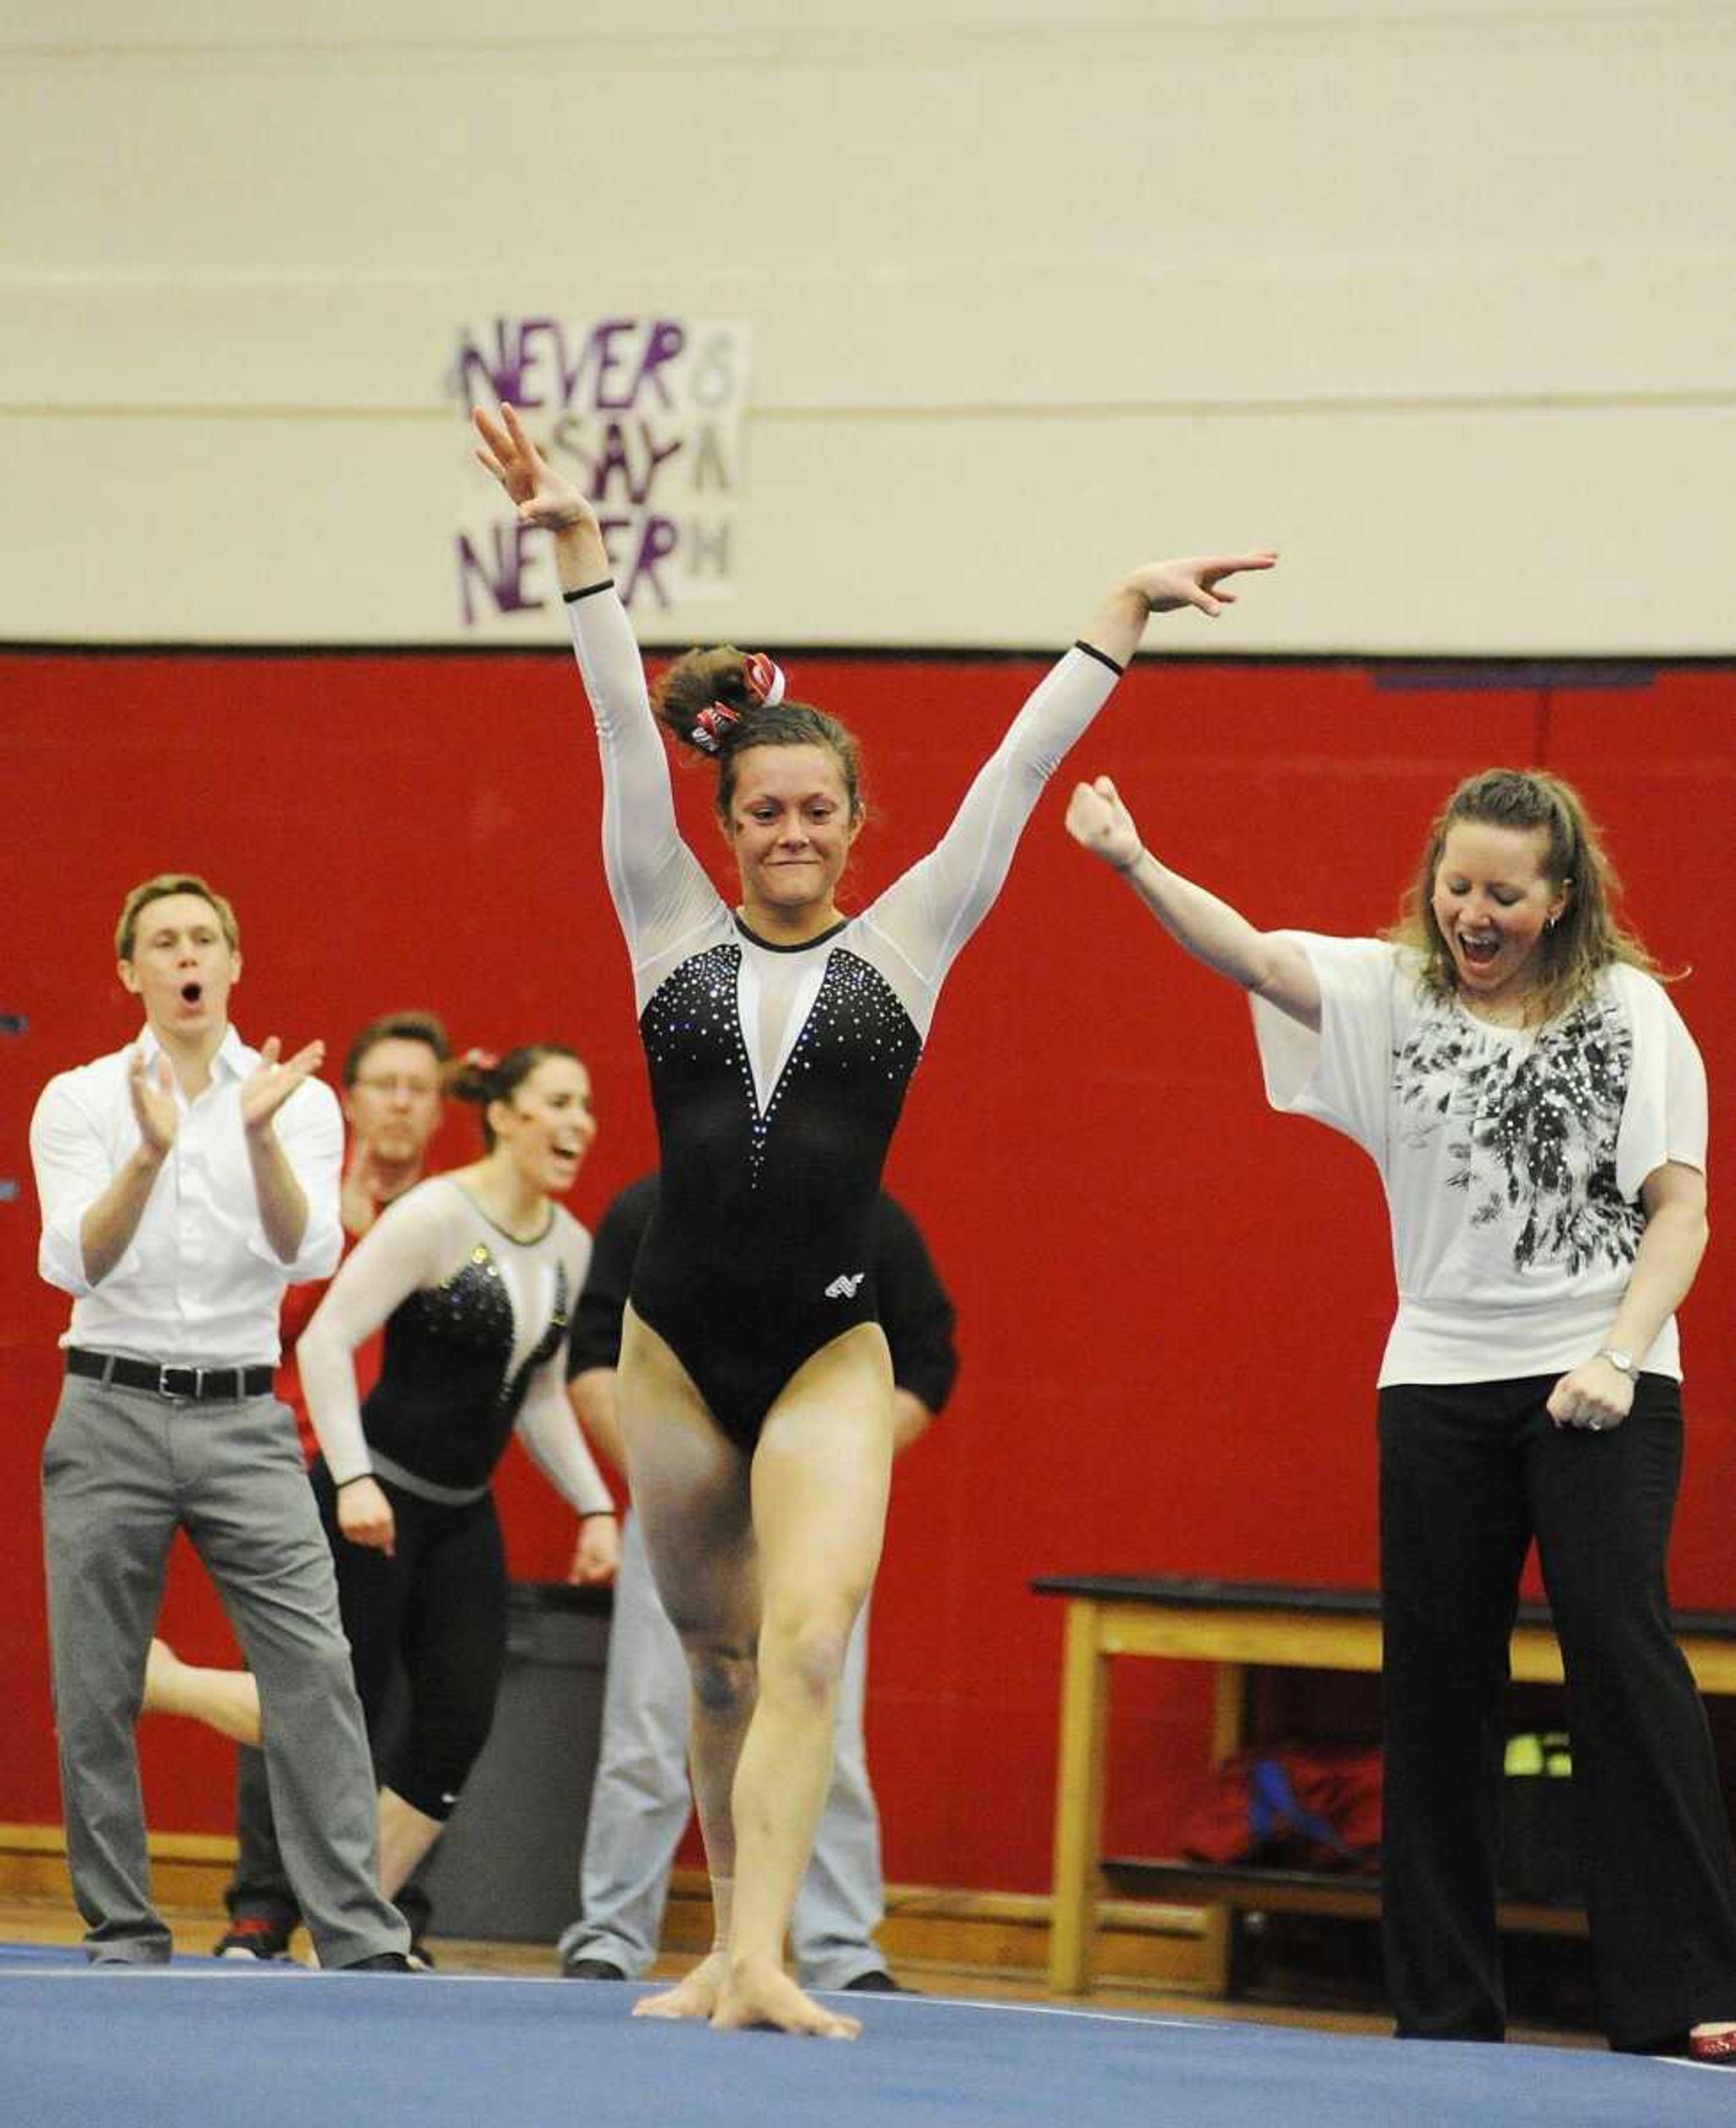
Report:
66,1347,275,1402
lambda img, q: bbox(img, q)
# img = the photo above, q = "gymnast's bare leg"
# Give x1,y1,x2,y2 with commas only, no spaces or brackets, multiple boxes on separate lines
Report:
623,1306,893,2038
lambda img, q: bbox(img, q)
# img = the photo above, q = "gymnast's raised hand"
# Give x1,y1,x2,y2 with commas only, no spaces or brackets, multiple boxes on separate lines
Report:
472,403,597,532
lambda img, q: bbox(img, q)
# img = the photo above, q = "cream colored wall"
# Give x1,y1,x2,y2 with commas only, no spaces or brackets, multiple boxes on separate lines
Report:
3,4,1733,650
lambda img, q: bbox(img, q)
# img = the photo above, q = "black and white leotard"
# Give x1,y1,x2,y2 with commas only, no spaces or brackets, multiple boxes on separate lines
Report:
294,1176,612,1818
298,1175,609,1511
567,581,1121,1447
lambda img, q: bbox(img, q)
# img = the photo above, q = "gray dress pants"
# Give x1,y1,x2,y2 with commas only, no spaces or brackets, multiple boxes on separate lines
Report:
558,1507,886,1988
40,1373,409,1969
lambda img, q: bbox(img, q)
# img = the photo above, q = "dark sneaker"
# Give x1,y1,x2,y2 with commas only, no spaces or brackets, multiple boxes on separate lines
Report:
561,1957,628,1980
214,1915,294,1961
406,1941,437,1972
841,1969,910,1993
338,1952,415,1973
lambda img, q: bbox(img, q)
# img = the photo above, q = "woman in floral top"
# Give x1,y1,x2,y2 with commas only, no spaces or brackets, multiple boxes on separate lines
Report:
1067,762,1736,2063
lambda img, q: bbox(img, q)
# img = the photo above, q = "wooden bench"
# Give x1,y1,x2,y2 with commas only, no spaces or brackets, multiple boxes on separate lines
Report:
1032,1573,1736,1997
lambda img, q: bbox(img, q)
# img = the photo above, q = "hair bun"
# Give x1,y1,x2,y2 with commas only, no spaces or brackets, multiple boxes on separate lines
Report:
448,1047,501,1103
652,644,787,755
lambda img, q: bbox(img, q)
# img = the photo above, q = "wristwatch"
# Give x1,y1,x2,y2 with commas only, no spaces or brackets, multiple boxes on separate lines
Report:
1595,1346,1637,1378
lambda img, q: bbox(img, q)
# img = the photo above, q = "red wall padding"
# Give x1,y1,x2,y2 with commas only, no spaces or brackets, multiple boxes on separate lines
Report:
3,648,1732,1891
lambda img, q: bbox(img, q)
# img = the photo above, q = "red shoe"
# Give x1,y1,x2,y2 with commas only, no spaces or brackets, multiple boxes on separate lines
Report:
214,1914,294,1961
1689,2025,1736,2064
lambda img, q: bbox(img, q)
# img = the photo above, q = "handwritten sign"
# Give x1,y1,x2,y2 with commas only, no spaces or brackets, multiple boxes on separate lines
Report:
449,316,749,626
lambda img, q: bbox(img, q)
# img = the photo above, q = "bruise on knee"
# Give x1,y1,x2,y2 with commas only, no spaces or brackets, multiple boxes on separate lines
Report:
685,1639,756,1719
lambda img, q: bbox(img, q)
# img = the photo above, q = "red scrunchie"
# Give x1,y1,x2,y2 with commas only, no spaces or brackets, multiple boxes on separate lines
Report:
742,651,787,706
691,703,741,755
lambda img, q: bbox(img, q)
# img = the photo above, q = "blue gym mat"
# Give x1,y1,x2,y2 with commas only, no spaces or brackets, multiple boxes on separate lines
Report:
0,1950,1725,2126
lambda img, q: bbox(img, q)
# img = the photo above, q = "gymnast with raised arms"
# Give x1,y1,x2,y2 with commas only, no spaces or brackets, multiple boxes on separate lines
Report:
476,398,1273,2036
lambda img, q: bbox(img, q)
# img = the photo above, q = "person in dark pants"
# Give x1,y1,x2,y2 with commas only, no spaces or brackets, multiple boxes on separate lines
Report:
29,873,410,1971
1067,763,1736,2061
557,1174,956,1992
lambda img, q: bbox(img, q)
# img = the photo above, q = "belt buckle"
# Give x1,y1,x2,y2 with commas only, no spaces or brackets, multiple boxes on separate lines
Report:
159,1364,202,1401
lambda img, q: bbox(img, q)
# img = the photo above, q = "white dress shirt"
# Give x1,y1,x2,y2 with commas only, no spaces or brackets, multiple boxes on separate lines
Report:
30,1025,343,1367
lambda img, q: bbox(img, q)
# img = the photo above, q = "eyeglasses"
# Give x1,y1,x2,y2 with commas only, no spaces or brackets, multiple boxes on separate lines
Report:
352,1076,442,1100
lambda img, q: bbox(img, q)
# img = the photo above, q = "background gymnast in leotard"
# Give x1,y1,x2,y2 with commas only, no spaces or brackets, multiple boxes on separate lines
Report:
476,399,1273,2037
296,1045,619,1908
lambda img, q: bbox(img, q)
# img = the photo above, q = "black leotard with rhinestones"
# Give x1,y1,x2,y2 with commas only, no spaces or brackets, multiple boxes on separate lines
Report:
360,1239,570,1492
297,1178,611,1514
566,582,1122,1449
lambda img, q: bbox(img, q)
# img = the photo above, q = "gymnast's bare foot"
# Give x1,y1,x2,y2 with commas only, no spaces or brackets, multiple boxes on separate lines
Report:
710,1957,861,2039
143,1637,180,1710
142,1637,262,1746
632,1949,726,2021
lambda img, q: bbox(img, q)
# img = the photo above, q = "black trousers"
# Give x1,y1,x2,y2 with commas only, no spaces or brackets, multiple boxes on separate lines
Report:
1378,1374,1736,2048
310,1462,509,1824
225,1465,507,1939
